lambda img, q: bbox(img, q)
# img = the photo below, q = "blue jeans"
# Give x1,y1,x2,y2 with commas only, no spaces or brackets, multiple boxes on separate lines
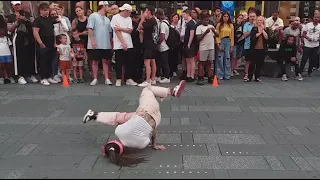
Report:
216,38,231,79
52,51,59,77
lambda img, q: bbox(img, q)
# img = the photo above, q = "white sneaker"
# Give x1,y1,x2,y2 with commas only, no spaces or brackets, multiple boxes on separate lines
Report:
105,79,113,85
83,109,95,123
53,75,61,83
126,79,138,86
0,78,4,84
9,77,15,84
151,80,156,85
90,79,98,86
173,72,177,77
172,80,186,97
296,74,303,81
138,81,151,87
230,72,234,77
159,78,170,84
116,79,121,87
58,71,62,78
40,79,50,86
29,75,38,83
155,77,161,82
18,77,27,85
281,74,288,81
48,78,58,84
233,70,240,76
69,77,73,82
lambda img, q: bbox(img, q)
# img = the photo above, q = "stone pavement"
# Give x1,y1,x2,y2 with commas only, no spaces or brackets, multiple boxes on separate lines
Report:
2,74,320,179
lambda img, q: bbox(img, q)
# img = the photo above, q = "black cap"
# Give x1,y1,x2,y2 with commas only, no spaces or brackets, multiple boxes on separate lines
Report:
131,10,139,17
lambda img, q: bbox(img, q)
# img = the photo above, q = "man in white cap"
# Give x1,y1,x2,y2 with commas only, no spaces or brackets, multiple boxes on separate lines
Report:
86,1,113,86
110,3,138,87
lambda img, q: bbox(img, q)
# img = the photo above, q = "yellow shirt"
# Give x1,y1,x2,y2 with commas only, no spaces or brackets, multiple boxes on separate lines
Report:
216,23,234,46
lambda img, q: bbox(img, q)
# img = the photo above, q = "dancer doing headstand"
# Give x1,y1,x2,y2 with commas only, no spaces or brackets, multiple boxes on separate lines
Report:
83,80,186,167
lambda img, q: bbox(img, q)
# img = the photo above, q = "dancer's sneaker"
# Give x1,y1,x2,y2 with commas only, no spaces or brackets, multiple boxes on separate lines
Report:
171,80,186,97
83,109,96,123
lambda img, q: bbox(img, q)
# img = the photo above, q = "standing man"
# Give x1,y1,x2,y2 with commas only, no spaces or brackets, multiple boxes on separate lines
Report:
298,13,320,80
110,3,138,87
137,5,158,87
86,1,113,86
108,4,119,20
131,11,144,83
265,10,284,43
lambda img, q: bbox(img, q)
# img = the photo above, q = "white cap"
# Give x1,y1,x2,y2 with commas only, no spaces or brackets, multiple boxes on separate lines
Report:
119,4,132,11
98,1,109,6
182,6,188,11
11,1,21,5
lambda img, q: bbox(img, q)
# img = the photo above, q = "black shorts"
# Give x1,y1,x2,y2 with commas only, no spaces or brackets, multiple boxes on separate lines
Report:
144,49,157,60
183,44,197,58
87,49,113,61
243,49,251,61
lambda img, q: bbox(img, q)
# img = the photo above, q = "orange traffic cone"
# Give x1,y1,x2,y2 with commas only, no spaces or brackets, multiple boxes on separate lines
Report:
212,75,219,87
62,74,70,87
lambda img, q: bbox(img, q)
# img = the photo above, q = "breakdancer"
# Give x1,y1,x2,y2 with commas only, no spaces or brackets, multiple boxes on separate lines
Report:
83,80,186,167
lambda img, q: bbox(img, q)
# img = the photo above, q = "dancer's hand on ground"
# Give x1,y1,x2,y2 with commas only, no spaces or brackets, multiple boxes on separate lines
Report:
152,145,166,150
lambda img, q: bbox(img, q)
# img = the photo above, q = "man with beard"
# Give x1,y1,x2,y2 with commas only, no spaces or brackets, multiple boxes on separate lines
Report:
284,17,302,53
265,10,284,44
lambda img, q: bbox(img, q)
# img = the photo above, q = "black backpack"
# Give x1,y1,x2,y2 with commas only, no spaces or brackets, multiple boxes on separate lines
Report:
161,21,180,49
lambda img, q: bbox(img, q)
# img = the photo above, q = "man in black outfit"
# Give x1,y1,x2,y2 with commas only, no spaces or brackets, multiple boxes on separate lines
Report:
131,11,144,83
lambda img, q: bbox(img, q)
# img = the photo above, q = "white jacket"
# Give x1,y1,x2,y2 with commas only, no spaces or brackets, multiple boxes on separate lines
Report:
53,18,70,44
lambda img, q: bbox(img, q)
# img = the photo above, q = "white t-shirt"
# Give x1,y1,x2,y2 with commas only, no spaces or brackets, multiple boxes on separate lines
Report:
177,19,187,42
265,17,284,31
57,44,71,61
0,37,12,56
302,22,320,48
196,24,215,51
158,20,170,52
110,14,133,50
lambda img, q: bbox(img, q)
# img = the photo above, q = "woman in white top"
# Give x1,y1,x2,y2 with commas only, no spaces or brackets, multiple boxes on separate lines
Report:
83,80,186,167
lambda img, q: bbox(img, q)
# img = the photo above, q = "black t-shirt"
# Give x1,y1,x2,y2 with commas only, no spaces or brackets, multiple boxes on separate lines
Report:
142,17,158,50
132,21,142,49
279,42,297,60
33,16,55,48
71,38,86,60
234,22,244,45
184,20,196,45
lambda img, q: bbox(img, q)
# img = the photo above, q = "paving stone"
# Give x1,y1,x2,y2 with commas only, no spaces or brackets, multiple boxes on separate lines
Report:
20,170,119,179
260,134,278,144
291,157,314,171
293,145,314,157
228,170,320,179
272,135,290,144
0,156,83,170
193,134,266,144
180,118,190,125
29,143,100,156
264,156,285,170
157,125,213,133
306,145,320,157
162,111,208,118
18,133,97,144
219,144,299,156
0,133,11,143
305,157,320,170
15,144,39,156
156,134,181,144
119,169,214,179
285,126,303,135
254,107,314,113
4,170,25,179
0,144,12,155
188,105,243,112
284,135,320,145
206,144,222,156
78,156,99,172
277,156,300,170
181,133,193,144
213,170,229,179
183,155,270,169
275,126,292,135
212,125,280,135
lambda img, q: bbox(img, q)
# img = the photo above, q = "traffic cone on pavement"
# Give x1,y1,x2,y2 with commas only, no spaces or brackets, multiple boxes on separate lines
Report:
62,74,70,87
212,75,219,87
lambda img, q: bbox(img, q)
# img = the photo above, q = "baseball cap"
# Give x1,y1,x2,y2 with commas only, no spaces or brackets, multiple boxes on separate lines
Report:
11,1,21,5
119,3,132,11
98,1,109,6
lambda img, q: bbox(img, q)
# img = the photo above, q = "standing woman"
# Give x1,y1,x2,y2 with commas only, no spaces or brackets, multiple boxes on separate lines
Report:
215,12,234,80
7,1,37,85
169,13,180,78
231,14,244,77
245,16,269,82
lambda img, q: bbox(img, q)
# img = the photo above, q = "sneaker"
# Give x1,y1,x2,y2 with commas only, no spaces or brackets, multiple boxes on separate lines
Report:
53,75,61,83
48,78,58,84
40,79,50,86
83,109,96,123
155,77,161,82
29,75,38,83
18,77,27,85
69,77,74,82
90,79,98,86
243,74,248,81
79,78,85,83
159,78,170,84
296,74,303,81
116,79,121,87
105,79,113,85
126,79,138,86
196,77,204,85
4,78,11,84
172,80,186,97
72,79,79,83
0,78,4,84
9,77,15,84
255,78,262,82
233,70,240,76
173,72,177,77
151,80,156,85
281,74,288,81
138,81,151,87
58,71,62,78
230,72,234,77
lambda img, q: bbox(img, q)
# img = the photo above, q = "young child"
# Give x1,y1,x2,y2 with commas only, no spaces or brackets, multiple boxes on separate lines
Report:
278,35,301,81
71,29,86,83
0,27,13,84
57,34,74,83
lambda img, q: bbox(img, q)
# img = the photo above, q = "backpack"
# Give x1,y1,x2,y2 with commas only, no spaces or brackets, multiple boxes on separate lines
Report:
161,21,180,49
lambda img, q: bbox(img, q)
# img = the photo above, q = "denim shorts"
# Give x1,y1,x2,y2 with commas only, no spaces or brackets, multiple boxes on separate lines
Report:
232,45,243,59
0,55,12,63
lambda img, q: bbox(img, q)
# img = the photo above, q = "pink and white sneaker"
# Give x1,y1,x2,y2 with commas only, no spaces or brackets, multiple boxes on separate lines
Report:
171,80,186,97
